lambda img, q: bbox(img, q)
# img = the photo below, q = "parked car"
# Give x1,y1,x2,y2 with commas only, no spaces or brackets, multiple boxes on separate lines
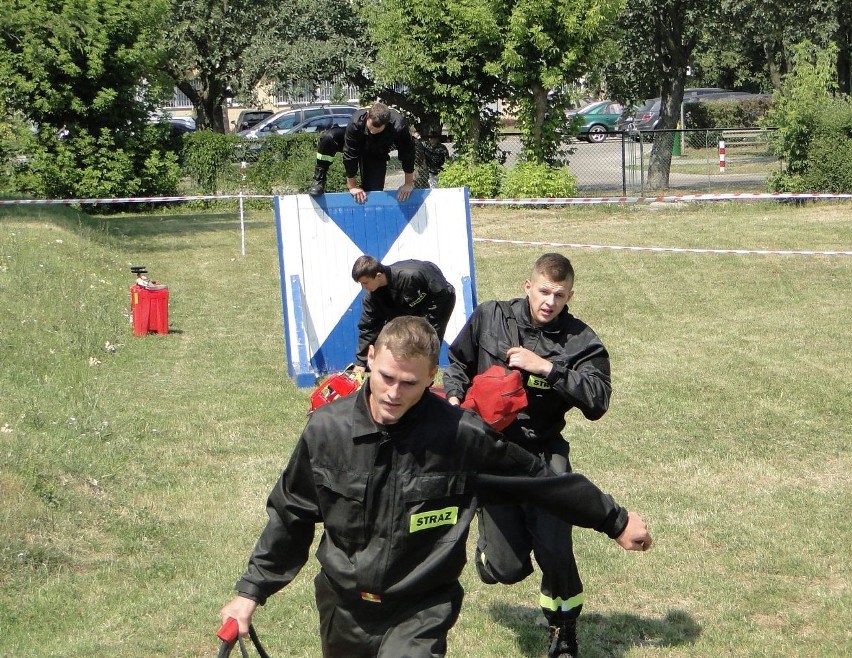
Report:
619,89,719,132
249,114,356,152
232,109,273,133
566,100,624,143
617,89,764,137
148,114,196,138
239,104,358,139
280,114,354,135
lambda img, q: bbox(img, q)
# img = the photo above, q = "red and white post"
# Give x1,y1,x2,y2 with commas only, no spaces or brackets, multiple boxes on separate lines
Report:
719,140,726,173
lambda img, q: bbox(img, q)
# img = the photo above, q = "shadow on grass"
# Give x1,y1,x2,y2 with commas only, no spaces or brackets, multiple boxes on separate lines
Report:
489,604,700,657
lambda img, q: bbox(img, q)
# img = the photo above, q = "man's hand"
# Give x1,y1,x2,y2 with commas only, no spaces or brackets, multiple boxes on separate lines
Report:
615,511,653,551
349,186,367,204
220,595,258,637
447,396,461,406
506,346,553,378
352,365,366,375
396,181,414,202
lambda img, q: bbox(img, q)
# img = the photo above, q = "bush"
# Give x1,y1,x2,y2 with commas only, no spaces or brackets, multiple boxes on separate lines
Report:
792,98,852,192
762,41,852,192
686,97,772,129
500,161,578,198
763,41,838,178
438,157,504,198
246,134,346,195
182,131,243,194
12,125,181,200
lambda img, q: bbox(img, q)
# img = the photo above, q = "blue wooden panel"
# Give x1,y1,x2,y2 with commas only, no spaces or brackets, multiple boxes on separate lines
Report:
276,188,475,385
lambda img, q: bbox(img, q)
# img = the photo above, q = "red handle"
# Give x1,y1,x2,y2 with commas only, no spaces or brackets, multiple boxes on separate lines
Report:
217,617,239,643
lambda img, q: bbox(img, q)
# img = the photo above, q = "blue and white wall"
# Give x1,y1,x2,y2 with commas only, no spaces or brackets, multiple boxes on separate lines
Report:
275,188,476,387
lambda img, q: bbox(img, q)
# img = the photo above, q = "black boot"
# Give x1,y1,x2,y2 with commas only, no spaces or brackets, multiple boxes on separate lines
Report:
308,163,328,196
547,617,578,658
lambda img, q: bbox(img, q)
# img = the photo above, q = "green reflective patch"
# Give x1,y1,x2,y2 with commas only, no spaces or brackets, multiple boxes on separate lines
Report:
539,591,585,611
527,374,551,389
410,506,458,533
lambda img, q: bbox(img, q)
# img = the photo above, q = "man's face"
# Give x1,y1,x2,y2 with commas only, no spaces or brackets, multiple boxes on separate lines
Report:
357,275,382,292
366,344,437,425
366,118,387,135
524,271,574,326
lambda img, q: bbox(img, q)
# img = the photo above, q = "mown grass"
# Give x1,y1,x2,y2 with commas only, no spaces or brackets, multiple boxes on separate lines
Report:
1,200,850,657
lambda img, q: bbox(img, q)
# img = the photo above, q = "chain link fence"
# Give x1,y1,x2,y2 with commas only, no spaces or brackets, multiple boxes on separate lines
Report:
239,127,782,197
494,127,782,196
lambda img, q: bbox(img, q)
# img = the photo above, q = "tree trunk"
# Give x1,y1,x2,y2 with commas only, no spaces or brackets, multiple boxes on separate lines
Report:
647,72,686,190
530,82,549,163
175,73,228,133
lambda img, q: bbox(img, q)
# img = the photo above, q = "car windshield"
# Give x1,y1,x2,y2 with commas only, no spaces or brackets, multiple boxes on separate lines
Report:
268,113,300,130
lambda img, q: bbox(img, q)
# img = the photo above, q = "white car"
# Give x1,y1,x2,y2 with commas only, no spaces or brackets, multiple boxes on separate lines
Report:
239,105,358,139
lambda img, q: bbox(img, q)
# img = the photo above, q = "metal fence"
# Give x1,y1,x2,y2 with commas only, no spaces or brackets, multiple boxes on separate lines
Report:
494,127,782,196
241,126,782,197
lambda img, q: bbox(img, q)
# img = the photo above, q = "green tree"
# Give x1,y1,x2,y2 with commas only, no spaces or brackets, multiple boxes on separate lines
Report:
606,0,719,189
500,0,622,164
764,40,839,179
691,1,839,92
0,0,180,198
0,0,168,135
161,0,363,132
364,0,507,162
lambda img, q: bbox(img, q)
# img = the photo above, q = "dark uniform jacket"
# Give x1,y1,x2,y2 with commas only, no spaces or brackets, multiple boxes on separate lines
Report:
234,382,627,605
342,108,416,179
355,260,455,366
443,298,611,446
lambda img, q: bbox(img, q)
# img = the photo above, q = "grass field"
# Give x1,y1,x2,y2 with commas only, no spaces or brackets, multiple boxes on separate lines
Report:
1,199,850,657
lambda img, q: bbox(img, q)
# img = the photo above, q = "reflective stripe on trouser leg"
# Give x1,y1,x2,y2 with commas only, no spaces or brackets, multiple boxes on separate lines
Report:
539,591,585,614
316,153,336,163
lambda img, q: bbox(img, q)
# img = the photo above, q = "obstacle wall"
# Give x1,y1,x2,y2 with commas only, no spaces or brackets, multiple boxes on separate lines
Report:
275,188,476,387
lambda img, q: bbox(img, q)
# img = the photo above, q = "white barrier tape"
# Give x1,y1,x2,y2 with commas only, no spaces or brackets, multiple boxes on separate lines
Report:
3,191,852,206
470,192,852,205
0,194,273,205
473,238,852,257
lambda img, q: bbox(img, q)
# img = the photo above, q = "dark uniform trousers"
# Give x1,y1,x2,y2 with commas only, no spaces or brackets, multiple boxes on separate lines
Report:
314,571,464,658
475,441,583,623
317,129,389,192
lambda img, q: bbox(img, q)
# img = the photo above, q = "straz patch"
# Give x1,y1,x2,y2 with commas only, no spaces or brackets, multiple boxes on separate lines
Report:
408,291,427,307
410,506,459,533
527,374,551,390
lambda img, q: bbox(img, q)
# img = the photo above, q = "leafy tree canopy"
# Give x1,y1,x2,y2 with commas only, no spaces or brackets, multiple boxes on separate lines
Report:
365,0,508,160
161,0,363,131
500,0,622,164
0,0,169,135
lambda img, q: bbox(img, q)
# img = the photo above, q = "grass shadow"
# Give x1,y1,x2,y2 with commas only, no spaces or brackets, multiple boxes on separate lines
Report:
489,604,701,657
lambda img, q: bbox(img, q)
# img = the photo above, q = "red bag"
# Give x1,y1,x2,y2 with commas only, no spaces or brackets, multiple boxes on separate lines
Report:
309,366,364,413
460,365,527,431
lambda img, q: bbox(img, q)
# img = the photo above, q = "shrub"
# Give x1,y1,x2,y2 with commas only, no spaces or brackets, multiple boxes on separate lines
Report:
438,157,504,198
12,126,181,200
500,161,578,198
797,98,852,192
762,40,852,192
763,41,838,177
245,134,346,195
182,131,242,193
686,97,772,129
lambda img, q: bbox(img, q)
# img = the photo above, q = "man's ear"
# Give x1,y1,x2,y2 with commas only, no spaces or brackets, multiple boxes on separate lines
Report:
523,279,532,296
367,344,375,369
